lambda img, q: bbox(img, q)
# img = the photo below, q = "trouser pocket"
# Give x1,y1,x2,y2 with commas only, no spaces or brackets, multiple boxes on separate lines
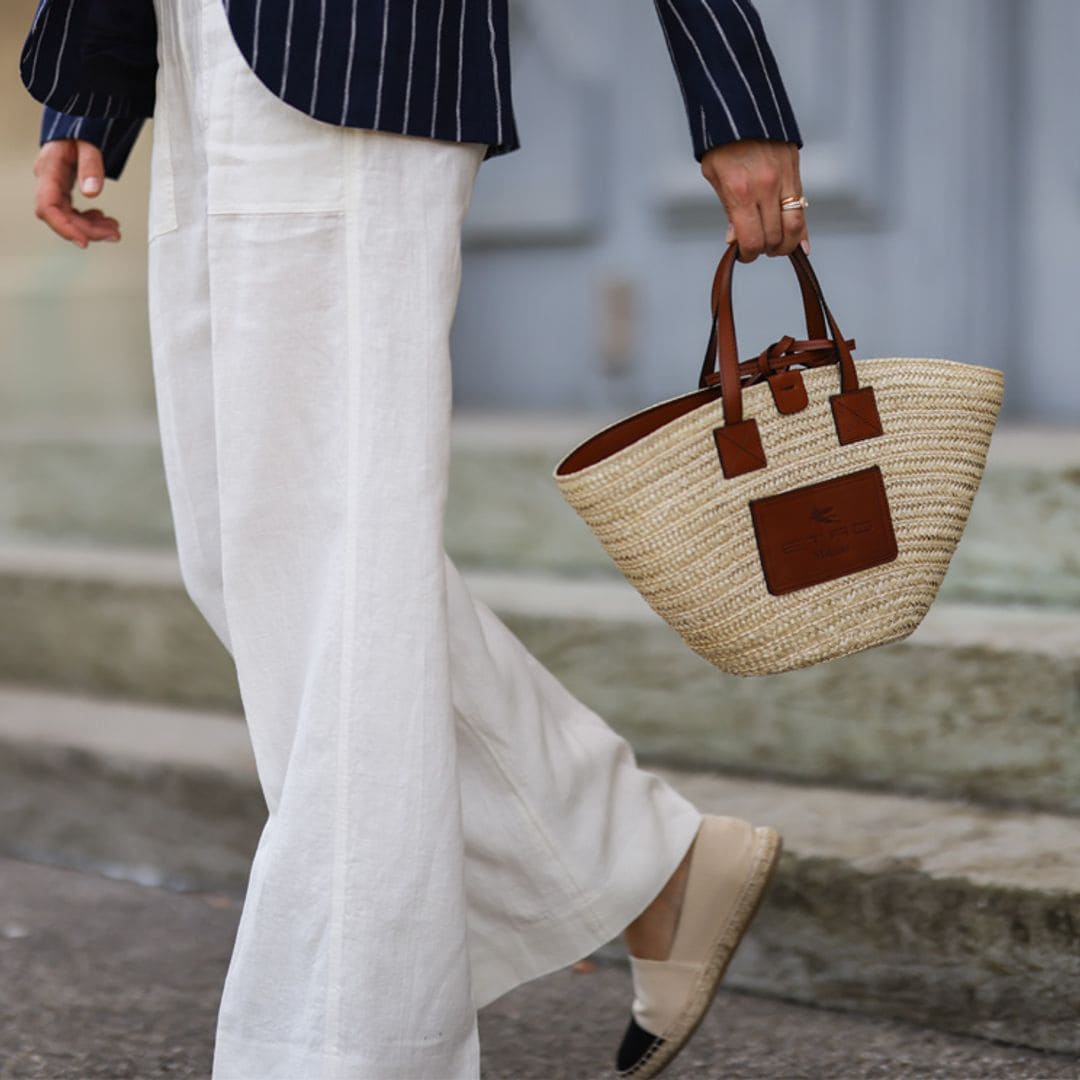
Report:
147,84,179,240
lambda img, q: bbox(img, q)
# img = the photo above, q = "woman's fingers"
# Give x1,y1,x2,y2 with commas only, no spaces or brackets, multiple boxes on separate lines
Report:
76,206,122,239
76,140,106,198
704,154,767,262
759,198,786,257
776,153,807,256
38,201,88,247
756,164,784,257
726,200,766,263
700,138,809,261
35,173,89,248
777,204,806,254
38,191,119,245
33,139,121,246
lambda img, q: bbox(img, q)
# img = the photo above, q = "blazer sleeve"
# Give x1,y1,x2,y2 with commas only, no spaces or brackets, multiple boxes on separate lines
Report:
22,0,157,181
40,108,147,181
653,0,802,160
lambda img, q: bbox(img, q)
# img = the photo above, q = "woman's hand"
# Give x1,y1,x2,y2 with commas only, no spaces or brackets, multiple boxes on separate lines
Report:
33,139,121,248
700,138,807,262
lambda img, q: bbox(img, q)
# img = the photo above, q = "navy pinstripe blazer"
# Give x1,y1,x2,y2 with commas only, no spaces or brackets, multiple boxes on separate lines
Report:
20,0,801,182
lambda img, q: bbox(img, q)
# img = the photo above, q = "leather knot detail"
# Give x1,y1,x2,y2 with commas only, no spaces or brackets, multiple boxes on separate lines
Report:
744,335,858,385
701,335,857,392
755,335,796,380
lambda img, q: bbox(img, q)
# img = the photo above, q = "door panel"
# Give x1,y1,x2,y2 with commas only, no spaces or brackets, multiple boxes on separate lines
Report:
1018,0,1080,420
454,0,1064,422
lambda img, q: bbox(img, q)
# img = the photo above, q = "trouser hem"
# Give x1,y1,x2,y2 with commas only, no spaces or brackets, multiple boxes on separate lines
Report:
469,797,704,1010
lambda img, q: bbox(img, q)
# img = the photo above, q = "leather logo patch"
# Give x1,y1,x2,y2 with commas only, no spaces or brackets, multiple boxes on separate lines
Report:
749,466,898,595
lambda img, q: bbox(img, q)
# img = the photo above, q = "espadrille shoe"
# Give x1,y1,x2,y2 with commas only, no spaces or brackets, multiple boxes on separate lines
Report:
614,815,782,1078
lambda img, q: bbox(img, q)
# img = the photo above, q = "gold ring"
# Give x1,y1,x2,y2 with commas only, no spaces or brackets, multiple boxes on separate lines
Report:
780,195,809,211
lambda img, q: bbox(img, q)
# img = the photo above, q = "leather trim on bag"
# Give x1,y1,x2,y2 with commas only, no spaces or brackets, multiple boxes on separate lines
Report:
555,389,719,475
749,466,897,595
767,370,808,415
830,386,883,445
713,419,766,478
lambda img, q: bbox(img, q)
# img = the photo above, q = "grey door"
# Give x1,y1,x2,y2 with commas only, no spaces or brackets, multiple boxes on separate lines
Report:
453,0,1074,422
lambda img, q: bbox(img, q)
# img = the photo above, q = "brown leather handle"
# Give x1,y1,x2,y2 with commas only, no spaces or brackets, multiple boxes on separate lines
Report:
699,242,860,426
699,247,828,389
710,247,828,341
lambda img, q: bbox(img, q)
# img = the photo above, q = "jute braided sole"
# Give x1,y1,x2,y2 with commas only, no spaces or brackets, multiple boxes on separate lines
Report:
616,826,783,1079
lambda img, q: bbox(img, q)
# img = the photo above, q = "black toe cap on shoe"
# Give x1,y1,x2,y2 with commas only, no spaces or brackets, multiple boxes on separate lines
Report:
615,1014,665,1075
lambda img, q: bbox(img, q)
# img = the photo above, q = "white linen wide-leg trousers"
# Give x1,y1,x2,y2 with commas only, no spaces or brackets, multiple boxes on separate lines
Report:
146,0,703,1075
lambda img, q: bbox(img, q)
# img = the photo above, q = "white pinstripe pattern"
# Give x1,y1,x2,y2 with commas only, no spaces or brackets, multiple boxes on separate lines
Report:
26,0,51,84
25,0,799,183
373,0,389,126
42,0,73,102
697,0,771,136
663,0,740,139
486,0,501,145
652,0,692,125
279,0,295,95
251,0,263,67
340,0,358,124
455,0,465,141
309,0,326,114
729,0,789,140
403,0,418,129
45,108,64,140
29,0,49,36
26,0,54,82
430,0,446,137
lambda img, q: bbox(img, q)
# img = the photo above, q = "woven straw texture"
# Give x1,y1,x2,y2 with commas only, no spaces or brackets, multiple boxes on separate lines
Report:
554,358,1004,676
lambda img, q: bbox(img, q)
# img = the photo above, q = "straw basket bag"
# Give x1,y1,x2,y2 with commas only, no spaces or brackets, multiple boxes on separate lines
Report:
553,244,1004,676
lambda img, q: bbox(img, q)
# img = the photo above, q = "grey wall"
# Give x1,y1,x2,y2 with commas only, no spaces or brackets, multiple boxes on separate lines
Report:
453,0,1077,423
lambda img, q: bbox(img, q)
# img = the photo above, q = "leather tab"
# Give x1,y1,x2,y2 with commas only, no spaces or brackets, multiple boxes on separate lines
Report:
768,370,808,415
713,419,766,478
749,466,898,595
831,386,883,445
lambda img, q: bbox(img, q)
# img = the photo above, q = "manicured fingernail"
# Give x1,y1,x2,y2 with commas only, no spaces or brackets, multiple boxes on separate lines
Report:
725,223,736,243
800,238,810,255
81,177,101,195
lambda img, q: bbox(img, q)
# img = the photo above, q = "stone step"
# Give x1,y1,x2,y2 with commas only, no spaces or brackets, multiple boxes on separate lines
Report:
2,681,1078,1055
445,418,1080,611
1,543,1077,814
0,419,1077,608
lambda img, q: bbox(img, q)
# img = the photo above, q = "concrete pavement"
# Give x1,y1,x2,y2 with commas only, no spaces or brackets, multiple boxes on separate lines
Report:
2,855,1077,1080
